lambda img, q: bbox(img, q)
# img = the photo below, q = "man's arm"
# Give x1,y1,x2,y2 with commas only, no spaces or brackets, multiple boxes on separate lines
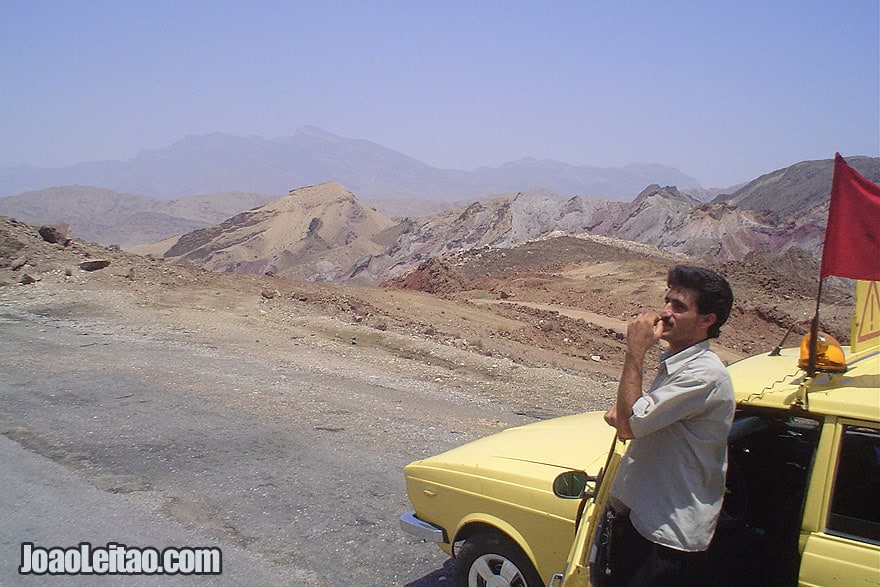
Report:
603,312,663,439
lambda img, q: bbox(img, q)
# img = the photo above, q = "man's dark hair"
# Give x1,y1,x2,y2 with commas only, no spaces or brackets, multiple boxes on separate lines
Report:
667,265,734,339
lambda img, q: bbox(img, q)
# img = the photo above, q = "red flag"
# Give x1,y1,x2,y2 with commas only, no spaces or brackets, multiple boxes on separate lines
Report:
819,153,880,281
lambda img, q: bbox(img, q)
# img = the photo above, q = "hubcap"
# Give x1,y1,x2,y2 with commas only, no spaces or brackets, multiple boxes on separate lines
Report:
468,553,527,587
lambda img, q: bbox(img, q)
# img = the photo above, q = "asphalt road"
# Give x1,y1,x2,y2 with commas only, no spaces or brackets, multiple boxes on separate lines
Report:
0,305,531,585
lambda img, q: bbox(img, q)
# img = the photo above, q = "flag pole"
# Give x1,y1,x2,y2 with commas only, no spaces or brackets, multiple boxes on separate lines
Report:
806,277,824,378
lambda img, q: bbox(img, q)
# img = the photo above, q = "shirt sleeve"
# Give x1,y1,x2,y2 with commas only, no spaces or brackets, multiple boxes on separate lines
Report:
629,367,720,438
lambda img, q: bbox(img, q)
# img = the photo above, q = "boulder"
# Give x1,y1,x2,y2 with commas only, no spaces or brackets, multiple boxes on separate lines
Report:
38,224,71,246
79,259,111,272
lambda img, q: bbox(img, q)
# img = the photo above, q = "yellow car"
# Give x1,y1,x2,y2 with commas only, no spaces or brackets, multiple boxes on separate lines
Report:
401,332,880,586
401,411,616,585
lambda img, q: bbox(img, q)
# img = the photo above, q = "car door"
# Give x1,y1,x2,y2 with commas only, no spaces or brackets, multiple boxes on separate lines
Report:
551,434,628,587
799,421,880,586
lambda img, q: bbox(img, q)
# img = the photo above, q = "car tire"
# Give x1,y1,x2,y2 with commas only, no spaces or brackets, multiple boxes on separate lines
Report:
454,532,544,587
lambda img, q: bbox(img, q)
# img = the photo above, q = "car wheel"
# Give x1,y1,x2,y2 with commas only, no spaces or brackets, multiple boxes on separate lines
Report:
454,532,543,587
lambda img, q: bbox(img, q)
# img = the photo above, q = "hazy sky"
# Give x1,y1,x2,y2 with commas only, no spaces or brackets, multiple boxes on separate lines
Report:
1,1,877,187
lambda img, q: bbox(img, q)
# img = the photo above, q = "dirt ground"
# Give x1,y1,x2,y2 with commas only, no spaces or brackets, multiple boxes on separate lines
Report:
0,218,854,401
0,216,858,584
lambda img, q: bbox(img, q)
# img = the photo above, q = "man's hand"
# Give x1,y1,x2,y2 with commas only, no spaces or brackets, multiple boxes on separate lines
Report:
625,312,664,358
603,402,619,428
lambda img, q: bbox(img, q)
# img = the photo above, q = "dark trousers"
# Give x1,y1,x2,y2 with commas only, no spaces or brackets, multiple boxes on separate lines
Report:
606,512,708,587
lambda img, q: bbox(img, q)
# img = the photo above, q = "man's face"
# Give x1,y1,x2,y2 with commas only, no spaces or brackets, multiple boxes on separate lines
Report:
659,287,716,353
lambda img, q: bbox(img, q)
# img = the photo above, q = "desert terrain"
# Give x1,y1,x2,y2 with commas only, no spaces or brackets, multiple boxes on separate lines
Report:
1,215,855,391
0,215,854,584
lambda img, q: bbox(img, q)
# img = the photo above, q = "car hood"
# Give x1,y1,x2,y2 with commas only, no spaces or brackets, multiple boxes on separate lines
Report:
409,411,616,482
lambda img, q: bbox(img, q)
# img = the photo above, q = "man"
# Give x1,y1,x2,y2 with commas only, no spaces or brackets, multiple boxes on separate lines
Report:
602,265,735,586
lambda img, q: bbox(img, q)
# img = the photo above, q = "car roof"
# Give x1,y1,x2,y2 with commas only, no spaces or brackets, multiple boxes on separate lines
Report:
729,346,880,422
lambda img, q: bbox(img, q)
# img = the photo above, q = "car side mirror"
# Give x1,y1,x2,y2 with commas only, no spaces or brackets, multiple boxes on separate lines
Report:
553,470,597,499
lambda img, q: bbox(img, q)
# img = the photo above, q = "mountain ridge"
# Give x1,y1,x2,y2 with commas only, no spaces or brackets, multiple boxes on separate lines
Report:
154,157,877,285
714,156,880,217
1,127,700,201
2,157,877,286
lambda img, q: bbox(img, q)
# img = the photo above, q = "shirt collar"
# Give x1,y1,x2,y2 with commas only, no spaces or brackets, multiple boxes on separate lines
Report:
660,339,711,375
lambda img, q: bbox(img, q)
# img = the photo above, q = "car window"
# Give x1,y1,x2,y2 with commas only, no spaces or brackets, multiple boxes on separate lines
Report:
828,425,880,543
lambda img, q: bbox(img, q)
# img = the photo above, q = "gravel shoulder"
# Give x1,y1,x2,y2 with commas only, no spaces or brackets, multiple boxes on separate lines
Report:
0,268,614,586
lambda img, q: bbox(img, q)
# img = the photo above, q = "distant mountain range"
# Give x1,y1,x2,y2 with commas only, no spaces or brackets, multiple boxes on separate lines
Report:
0,126,702,201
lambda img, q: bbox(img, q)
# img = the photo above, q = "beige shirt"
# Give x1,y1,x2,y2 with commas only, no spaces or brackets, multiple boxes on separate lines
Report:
609,340,735,551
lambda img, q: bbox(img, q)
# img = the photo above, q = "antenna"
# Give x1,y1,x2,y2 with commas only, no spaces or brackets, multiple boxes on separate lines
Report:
769,312,808,356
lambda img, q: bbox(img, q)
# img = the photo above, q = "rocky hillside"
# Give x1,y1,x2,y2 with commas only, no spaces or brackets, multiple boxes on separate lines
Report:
0,214,854,383
154,154,880,286
716,156,880,216
163,183,397,282
586,185,826,260
4,156,878,288
158,188,623,284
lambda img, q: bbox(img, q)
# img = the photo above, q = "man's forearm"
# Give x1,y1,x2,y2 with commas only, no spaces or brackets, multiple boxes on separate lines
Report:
603,311,660,437
613,350,645,439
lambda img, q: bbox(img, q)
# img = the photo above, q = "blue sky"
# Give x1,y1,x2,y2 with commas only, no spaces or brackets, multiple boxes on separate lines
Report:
1,1,877,187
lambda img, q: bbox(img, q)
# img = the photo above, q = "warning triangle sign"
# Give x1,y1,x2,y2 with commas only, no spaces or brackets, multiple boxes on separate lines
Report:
851,280,880,353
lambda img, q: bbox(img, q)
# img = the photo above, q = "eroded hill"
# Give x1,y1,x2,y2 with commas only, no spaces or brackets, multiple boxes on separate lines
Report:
1,216,853,394
156,182,840,287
